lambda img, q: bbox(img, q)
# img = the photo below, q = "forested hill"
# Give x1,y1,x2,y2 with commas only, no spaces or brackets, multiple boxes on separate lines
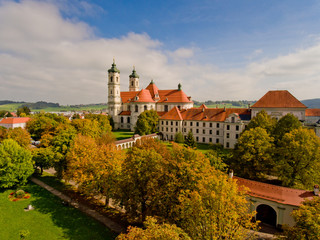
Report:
301,99,320,109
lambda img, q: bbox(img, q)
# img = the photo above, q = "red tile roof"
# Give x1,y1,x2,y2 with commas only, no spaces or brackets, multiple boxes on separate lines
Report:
161,107,183,120
166,108,250,122
306,109,320,117
120,91,139,103
134,89,155,102
157,89,192,103
234,177,315,206
119,111,131,115
145,82,159,99
198,104,208,109
0,117,30,124
251,90,307,108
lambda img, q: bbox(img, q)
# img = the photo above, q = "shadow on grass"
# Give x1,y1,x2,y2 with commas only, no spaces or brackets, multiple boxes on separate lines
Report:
24,183,116,240
112,130,134,141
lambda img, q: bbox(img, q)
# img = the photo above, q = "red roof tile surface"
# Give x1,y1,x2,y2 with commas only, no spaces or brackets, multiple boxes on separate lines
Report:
157,89,192,103
306,109,320,116
161,108,250,122
120,91,139,103
0,117,30,124
145,82,159,99
134,89,155,102
161,107,183,120
234,177,314,206
119,111,131,115
251,90,307,108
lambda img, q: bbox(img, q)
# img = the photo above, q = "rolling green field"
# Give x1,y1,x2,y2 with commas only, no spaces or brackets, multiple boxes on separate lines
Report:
0,182,115,240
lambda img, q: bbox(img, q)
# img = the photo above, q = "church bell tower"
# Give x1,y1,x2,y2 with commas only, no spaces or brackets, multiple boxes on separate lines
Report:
108,60,121,125
129,66,139,91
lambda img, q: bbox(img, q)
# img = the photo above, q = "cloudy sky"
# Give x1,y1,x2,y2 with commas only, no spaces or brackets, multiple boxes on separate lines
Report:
1,0,320,104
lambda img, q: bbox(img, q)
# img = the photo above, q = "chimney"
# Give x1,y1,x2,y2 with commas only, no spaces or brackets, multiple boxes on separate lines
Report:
223,106,226,112
228,169,233,178
314,185,319,196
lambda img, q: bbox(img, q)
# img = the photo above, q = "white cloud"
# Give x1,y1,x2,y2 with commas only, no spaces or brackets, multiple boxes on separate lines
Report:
0,0,319,105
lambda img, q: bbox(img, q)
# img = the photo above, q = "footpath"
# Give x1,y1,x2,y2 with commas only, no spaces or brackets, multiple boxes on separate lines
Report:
30,177,126,234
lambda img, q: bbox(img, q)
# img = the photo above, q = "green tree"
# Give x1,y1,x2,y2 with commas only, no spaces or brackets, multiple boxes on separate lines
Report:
178,171,258,239
184,130,196,148
0,110,13,117
246,110,277,134
71,119,101,138
232,127,275,180
276,128,320,189
26,114,59,140
117,217,190,240
174,131,184,143
32,147,55,175
273,113,302,143
0,139,34,188
17,106,31,116
282,197,320,239
135,109,159,135
85,113,112,135
205,150,227,171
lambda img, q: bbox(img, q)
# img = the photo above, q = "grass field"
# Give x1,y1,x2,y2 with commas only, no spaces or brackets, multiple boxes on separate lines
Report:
0,182,116,240
163,141,212,154
112,130,134,140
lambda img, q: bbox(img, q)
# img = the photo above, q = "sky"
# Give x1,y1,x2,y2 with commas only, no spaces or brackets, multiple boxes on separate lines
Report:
1,0,320,104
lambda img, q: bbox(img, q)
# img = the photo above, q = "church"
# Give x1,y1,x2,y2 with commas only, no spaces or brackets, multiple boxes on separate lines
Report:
107,61,193,130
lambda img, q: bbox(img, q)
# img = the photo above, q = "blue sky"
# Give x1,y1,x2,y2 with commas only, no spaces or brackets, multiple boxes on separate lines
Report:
0,0,320,104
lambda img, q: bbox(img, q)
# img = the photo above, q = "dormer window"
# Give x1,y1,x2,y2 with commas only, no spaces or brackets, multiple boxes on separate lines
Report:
135,96,139,101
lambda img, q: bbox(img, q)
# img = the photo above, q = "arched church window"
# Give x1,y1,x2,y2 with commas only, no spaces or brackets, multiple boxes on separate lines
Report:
116,77,118,82
144,105,147,111
131,81,134,86
110,76,113,82
135,105,138,112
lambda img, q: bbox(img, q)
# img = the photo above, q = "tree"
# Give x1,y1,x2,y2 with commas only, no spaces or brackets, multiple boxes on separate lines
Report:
282,197,320,239
5,128,31,148
174,131,184,143
232,127,275,180
66,134,124,205
273,113,302,143
184,130,196,148
276,128,320,189
85,113,112,135
135,109,159,135
246,110,277,134
0,139,34,188
26,114,59,140
71,119,101,138
32,147,55,175
178,171,258,240
117,217,190,240
17,106,31,116
205,150,227,171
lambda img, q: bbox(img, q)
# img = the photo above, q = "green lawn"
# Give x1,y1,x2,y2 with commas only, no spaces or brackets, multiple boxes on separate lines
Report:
162,141,212,154
112,130,134,140
0,182,116,240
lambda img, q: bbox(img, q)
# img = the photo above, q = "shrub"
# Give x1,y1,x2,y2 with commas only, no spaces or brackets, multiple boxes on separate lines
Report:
15,190,26,199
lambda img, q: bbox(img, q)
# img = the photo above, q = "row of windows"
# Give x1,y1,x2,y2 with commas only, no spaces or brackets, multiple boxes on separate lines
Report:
183,121,220,128
120,117,131,123
226,125,240,131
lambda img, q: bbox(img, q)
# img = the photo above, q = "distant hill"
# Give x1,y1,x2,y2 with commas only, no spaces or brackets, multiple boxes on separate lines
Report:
194,100,256,108
301,99,320,109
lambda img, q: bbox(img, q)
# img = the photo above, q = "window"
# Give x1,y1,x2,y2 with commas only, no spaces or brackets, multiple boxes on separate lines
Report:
236,125,239,131
135,105,138,112
210,123,212,127
216,138,219,143
196,129,199,133
203,123,206,127
121,117,124,123
178,105,181,110
176,122,178,126
128,105,131,111
226,142,230,148
227,125,230,130
231,117,235,123
131,81,134,86
217,123,220,128
196,137,199,141
202,137,205,142
171,128,173,132
184,128,186,132
216,130,219,135
116,77,118,82
166,127,168,131
236,134,239,139
161,121,164,125
190,122,193,126
162,127,164,131
127,117,130,123
196,122,199,127
166,121,168,125
110,90,112,94
203,129,205,134
165,105,168,112
110,76,113,82
209,130,212,134
144,105,147,111
209,138,212,142
171,121,173,126
176,128,178,132
226,133,230,138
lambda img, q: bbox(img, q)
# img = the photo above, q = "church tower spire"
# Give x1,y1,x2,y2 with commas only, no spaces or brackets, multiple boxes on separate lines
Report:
108,60,121,127
129,66,139,91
